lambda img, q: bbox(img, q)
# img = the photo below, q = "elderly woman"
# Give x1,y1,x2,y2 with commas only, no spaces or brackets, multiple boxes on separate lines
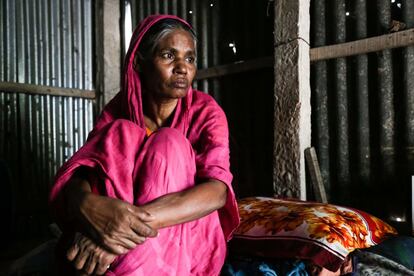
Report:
49,15,239,275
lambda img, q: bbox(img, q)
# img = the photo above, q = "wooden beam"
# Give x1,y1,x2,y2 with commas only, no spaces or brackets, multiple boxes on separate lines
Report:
195,56,273,80
305,147,328,203
310,28,414,62
196,29,414,79
0,82,96,99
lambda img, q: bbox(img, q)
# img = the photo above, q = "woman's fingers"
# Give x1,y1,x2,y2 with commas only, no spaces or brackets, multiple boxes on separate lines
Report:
73,248,89,271
100,236,134,254
68,233,116,275
130,221,158,238
67,242,80,261
83,255,97,275
129,232,147,244
96,263,111,275
100,232,148,254
130,222,157,240
128,207,158,238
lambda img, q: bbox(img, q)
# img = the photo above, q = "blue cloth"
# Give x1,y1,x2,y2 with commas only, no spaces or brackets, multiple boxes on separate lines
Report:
221,256,308,276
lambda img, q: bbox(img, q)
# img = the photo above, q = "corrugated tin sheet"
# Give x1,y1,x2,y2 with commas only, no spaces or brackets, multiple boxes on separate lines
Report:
310,0,414,230
0,0,94,237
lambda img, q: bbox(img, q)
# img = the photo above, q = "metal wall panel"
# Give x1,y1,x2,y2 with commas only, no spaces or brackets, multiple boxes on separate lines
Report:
310,0,414,231
0,0,94,237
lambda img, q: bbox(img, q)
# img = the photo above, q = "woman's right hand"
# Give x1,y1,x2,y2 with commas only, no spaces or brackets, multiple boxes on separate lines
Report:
66,177,158,255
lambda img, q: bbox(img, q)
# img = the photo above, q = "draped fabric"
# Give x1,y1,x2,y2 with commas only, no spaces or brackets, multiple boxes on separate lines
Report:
49,15,239,275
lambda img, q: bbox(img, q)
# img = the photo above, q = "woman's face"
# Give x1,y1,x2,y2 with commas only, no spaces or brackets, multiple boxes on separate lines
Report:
140,29,197,100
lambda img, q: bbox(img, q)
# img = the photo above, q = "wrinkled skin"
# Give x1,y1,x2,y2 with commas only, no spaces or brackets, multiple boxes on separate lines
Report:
67,232,116,275
66,178,158,255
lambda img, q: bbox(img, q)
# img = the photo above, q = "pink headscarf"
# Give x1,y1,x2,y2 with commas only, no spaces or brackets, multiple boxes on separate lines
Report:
90,15,193,137
50,14,239,240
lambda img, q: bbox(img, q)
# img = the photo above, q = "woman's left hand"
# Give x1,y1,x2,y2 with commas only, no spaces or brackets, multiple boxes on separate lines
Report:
67,232,117,275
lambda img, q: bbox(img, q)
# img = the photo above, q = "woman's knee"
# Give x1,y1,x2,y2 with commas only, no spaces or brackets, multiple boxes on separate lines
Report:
146,128,194,159
149,127,187,144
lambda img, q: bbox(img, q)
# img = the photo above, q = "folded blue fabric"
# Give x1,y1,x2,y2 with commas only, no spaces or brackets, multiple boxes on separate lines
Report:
221,256,308,276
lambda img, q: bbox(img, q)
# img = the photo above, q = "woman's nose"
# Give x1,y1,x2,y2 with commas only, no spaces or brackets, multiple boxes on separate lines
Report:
173,59,187,75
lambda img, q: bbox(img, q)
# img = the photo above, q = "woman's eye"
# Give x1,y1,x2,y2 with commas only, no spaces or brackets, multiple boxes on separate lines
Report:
186,56,195,64
162,53,174,59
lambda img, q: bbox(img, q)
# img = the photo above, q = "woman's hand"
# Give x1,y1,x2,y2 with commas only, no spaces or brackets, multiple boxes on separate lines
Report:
67,232,116,275
66,177,158,255
80,193,158,254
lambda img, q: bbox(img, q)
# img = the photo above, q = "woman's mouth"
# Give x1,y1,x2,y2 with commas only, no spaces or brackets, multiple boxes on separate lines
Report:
171,79,188,89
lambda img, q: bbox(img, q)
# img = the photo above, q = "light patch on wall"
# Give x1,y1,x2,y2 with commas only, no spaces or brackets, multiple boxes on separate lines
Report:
229,42,237,54
124,1,133,54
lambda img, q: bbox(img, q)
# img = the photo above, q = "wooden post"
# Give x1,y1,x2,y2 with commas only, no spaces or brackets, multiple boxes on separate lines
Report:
95,0,122,110
273,0,311,200
305,147,328,203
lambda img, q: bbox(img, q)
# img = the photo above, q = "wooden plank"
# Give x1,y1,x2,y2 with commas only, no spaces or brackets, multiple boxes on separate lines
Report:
195,56,273,80
310,28,414,62
196,29,414,79
305,147,328,203
0,82,96,99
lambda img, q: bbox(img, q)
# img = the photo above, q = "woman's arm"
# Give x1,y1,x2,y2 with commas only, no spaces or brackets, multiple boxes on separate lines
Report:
65,179,227,275
65,170,227,254
141,179,228,230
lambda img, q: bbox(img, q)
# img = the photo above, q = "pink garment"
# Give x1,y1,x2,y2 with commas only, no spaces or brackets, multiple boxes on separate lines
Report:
49,15,239,275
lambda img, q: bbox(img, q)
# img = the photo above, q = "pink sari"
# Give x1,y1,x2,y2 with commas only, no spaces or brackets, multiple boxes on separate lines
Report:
49,15,239,275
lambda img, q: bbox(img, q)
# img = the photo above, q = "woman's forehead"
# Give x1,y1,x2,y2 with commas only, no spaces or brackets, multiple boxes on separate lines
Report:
156,29,196,52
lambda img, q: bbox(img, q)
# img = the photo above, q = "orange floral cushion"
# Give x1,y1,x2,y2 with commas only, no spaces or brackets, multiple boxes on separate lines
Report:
229,197,397,272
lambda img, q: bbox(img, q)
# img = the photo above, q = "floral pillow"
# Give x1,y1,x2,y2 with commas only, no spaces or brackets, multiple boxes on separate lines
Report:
229,197,397,272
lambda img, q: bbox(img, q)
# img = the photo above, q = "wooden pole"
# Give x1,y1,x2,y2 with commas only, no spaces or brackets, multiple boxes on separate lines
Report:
305,147,328,203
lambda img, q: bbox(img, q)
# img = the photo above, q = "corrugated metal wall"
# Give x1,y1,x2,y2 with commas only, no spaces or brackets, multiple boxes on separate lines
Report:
310,0,414,230
0,0,94,238
127,0,275,198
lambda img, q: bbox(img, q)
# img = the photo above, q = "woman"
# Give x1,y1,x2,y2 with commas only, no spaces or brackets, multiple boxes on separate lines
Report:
49,15,239,275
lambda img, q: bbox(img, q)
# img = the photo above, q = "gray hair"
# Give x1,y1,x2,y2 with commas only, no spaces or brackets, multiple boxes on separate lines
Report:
137,19,197,63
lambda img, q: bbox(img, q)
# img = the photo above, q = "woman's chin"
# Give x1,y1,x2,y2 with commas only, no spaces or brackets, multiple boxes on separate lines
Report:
152,88,190,101
170,88,189,99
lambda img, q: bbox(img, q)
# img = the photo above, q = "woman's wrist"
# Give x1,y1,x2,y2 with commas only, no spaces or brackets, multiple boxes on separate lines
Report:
139,205,161,230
